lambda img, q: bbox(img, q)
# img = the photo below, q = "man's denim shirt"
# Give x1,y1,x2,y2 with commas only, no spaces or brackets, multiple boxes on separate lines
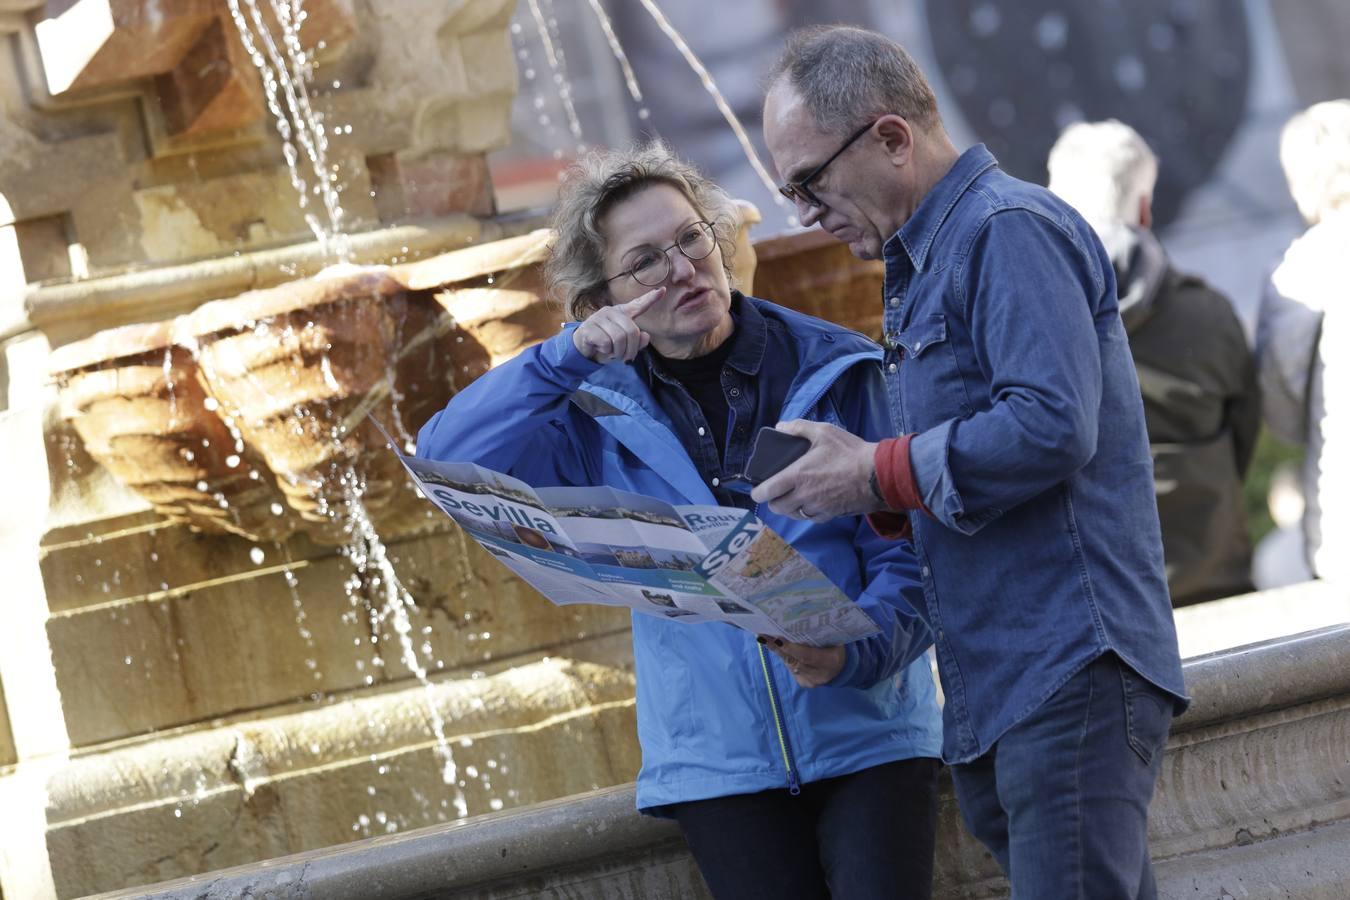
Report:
882,145,1189,764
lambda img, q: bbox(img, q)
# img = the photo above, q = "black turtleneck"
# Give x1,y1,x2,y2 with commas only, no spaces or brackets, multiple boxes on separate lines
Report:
651,332,736,462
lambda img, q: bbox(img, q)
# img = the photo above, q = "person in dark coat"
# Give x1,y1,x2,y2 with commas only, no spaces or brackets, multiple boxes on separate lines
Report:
1049,119,1260,605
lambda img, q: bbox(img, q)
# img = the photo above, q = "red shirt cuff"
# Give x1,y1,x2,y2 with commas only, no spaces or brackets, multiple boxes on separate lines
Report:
874,435,931,515
866,510,912,541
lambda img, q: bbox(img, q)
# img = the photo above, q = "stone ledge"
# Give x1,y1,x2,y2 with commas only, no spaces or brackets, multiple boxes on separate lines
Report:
24,215,494,348
86,624,1350,900
46,656,641,898
0,681,13,769
1173,578,1349,660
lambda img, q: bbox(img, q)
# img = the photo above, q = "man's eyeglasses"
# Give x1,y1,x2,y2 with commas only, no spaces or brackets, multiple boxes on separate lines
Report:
777,119,879,208
605,220,718,288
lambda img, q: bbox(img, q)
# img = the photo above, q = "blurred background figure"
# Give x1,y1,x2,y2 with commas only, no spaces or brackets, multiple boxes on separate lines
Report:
1251,460,1314,589
1048,120,1260,606
1255,99,1350,585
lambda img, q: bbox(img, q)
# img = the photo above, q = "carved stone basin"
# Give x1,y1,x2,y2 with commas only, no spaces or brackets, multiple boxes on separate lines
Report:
49,320,295,541
47,210,777,545
177,269,455,542
49,231,557,544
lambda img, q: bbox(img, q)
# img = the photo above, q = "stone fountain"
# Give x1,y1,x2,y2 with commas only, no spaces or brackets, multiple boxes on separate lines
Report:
0,2,638,897
0,3,791,895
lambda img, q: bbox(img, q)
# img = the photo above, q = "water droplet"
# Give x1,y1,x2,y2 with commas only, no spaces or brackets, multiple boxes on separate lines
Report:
971,3,1001,37
1035,13,1069,51
1114,55,1146,92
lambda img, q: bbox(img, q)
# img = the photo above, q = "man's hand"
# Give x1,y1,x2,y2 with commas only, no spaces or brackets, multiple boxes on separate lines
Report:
750,420,883,521
572,287,663,363
759,636,846,688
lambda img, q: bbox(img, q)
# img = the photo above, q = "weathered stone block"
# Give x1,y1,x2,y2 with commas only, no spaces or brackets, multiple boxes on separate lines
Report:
45,519,631,746
457,28,518,100
43,658,641,899
34,0,217,95
0,681,14,768
153,18,263,139
368,151,495,222
453,94,515,156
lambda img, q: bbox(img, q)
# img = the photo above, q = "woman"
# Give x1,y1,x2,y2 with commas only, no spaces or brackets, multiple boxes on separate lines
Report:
417,143,942,899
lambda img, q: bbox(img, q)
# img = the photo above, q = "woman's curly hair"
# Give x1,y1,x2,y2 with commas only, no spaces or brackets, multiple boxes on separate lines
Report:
545,141,738,321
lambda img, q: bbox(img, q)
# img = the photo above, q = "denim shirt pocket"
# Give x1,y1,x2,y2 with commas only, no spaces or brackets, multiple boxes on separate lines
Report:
893,314,971,432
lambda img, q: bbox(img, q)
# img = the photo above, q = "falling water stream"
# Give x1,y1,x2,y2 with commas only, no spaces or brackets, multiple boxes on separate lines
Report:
206,0,783,834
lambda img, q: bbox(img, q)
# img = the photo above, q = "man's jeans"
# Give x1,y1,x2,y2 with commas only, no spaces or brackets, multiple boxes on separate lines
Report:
950,653,1174,899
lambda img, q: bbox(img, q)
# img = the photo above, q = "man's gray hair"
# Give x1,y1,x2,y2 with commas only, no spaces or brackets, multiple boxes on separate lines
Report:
1046,120,1158,230
1280,99,1350,226
766,25,940,138
546,141,738,321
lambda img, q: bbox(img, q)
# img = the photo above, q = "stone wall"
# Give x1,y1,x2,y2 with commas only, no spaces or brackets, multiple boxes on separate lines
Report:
93,621,1350,900
3,0,519,347
0,682,13,770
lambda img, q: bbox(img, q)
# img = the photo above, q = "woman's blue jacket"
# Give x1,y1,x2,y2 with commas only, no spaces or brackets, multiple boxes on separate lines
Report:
416,295,941,810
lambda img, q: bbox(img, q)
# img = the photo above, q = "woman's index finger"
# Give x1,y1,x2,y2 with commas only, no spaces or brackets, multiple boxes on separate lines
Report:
620,286,664,319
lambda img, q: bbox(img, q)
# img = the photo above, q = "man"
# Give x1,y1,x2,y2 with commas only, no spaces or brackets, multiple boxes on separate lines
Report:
1047,119,1260,606
755,26,1188,897
1257,99,1350,585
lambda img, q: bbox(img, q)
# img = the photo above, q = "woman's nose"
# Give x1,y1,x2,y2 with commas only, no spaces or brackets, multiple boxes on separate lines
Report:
669,250,696,283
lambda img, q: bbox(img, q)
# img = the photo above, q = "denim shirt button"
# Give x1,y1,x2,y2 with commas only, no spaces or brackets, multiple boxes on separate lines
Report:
711,477,720,487
888,296,900,308
728,387,741,398
888,363,898,373
921,566,930,577
697,426,706,436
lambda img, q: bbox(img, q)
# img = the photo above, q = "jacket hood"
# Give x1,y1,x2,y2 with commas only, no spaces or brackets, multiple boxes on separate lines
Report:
1099,223,1169,333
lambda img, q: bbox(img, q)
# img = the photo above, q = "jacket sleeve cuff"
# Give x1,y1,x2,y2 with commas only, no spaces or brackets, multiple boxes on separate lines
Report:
874,435,931,514
546,325,606,378
826,642,862,688
865,510,912,541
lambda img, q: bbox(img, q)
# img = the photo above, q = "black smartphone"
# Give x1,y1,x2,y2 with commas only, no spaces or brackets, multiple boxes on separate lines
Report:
740,427,812,485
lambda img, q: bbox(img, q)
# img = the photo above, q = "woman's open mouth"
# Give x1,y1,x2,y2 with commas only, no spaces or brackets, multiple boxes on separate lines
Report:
675,288,710,310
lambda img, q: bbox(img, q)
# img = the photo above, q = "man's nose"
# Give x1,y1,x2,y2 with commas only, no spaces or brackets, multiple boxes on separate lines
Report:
798,198,824,228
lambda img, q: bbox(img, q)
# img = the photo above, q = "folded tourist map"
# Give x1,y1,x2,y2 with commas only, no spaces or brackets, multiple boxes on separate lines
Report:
400,455,880,646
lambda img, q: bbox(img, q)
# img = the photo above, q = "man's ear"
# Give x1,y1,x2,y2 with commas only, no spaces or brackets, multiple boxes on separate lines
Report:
874,114,914,166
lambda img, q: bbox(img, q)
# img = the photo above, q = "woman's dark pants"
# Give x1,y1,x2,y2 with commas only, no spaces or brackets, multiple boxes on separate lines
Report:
669,757,940,899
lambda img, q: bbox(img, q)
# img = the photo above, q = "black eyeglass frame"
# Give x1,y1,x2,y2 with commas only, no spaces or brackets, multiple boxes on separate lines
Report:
602,220,719,287
777,118,880,208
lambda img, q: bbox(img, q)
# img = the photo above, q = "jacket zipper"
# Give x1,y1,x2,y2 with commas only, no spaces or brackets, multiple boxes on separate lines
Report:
746,354,866,797
757,642,802,795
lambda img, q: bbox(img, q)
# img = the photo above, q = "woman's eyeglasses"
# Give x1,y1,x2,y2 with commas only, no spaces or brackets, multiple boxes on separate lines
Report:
605,220,718,287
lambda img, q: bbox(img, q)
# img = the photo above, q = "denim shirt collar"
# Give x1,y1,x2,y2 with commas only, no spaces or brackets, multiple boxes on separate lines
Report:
884,144,998,272
644,291,766,388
